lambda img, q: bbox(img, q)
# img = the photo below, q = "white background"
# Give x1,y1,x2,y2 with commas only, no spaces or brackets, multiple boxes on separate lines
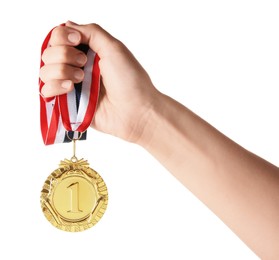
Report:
0,0,278,259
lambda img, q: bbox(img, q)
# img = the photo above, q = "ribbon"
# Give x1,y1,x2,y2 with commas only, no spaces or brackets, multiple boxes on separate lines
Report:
39,25,100,145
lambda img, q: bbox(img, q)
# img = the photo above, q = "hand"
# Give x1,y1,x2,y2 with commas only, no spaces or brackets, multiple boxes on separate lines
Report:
39,21,161,143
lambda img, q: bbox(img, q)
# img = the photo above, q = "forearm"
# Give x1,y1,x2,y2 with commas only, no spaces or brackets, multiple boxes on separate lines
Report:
139,92,279,259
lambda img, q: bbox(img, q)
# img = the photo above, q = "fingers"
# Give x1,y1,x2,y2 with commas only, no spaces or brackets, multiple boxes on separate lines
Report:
41,80,74,98
42,46,87,66
49,25,81,46
40,21,124,98
40,25,87,98
40,64,84,98
49,22,118,56
65,21,124,57
40,63,84,83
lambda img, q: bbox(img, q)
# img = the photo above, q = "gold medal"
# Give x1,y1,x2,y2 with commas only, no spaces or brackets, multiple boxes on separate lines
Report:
39,29,106,231
40,140,108,232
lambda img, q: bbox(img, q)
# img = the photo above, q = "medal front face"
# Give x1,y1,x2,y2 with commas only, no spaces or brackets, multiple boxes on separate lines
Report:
41,158,108,232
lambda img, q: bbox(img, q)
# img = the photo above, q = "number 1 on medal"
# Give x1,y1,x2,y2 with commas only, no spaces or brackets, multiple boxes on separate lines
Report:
67,182,83,213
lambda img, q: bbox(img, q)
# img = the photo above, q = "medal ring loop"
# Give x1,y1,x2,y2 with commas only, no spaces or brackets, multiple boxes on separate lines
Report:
66,131,84,141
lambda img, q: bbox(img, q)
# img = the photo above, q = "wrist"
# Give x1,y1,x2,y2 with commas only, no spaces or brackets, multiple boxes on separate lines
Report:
135,91,167,148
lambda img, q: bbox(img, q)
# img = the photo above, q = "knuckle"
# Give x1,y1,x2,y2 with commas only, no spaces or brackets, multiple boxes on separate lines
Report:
49,26,65,45
41,80,58,98
40,83,51,97
39,66,47,82
88,23,102,31
87,23,125,52
41,48,50,63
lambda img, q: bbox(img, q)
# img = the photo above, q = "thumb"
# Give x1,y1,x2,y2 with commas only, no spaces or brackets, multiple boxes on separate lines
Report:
65,21,119,58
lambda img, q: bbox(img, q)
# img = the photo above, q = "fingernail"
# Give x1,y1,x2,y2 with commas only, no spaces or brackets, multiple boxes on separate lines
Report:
76,53,87,65
68,32,80,43
61,80,72,89
74,70,84,80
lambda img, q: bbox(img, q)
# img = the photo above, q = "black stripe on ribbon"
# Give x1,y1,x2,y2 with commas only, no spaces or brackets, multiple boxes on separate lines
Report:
63,44,90,143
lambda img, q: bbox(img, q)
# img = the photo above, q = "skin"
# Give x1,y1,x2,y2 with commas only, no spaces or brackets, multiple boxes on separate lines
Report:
40,21,279,259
